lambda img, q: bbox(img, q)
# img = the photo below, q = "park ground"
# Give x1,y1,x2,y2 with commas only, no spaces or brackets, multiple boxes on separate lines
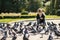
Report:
0,15,60,23
0,20,60,40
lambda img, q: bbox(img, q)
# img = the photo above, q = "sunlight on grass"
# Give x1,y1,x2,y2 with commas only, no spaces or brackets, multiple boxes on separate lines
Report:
46,15,60,18
0,15,60,23
0,18,35,23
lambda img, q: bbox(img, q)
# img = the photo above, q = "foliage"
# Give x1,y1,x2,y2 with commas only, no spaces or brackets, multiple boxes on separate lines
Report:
21,11,28,15
0,0,60,16
56,9,60,16
0,0,42,12
26,0,41,12
55,0,60,16
45,1,50,15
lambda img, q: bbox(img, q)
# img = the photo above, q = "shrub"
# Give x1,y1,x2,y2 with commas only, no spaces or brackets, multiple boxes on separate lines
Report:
21,16,36,18
21,11,28,15
56,9,60,16
3,16,20,19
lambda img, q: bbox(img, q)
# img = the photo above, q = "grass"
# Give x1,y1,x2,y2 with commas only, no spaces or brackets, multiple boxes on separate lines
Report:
0,13,60,23
0,18,35,23
0,15,60,23
46,15,60,19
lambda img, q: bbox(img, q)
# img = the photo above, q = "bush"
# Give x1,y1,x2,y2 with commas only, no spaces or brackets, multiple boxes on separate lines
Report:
21,11,28,15
21,16,36,18
50,9,56,15
4,16,20,19
56,9,60,16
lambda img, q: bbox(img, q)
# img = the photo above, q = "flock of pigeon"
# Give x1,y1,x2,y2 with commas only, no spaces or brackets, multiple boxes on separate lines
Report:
0,20,60,40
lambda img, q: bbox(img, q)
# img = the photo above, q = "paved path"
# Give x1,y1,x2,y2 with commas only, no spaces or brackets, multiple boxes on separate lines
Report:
1,34,60,40
0,20,60,40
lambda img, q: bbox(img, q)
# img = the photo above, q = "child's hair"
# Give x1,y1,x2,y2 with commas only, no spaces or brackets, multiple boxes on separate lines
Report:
37,8,42,12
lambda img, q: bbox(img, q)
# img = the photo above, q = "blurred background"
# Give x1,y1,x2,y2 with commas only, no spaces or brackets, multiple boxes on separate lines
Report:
0,0,60,22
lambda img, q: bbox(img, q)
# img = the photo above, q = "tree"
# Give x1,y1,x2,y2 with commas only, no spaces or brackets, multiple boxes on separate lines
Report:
0,0,2,13
50,0,56,15
45,1,51,15
19,0,27,12
0,0,45,12
55,0,60,9
26,0,41,12
55,0,60,15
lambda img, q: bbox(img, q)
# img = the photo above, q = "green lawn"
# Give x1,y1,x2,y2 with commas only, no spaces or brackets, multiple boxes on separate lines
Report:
0,15,60,23
0,18,35,23
46,15,60,18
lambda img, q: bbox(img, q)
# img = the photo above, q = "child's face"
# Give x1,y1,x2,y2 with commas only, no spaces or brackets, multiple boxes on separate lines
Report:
39,10,42,13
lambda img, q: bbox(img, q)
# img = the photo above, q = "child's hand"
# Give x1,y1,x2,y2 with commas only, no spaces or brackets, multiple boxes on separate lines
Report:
40,18,43,19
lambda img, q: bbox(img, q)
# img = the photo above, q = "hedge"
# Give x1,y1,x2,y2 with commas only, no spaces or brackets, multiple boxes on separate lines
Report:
0,16,36,19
